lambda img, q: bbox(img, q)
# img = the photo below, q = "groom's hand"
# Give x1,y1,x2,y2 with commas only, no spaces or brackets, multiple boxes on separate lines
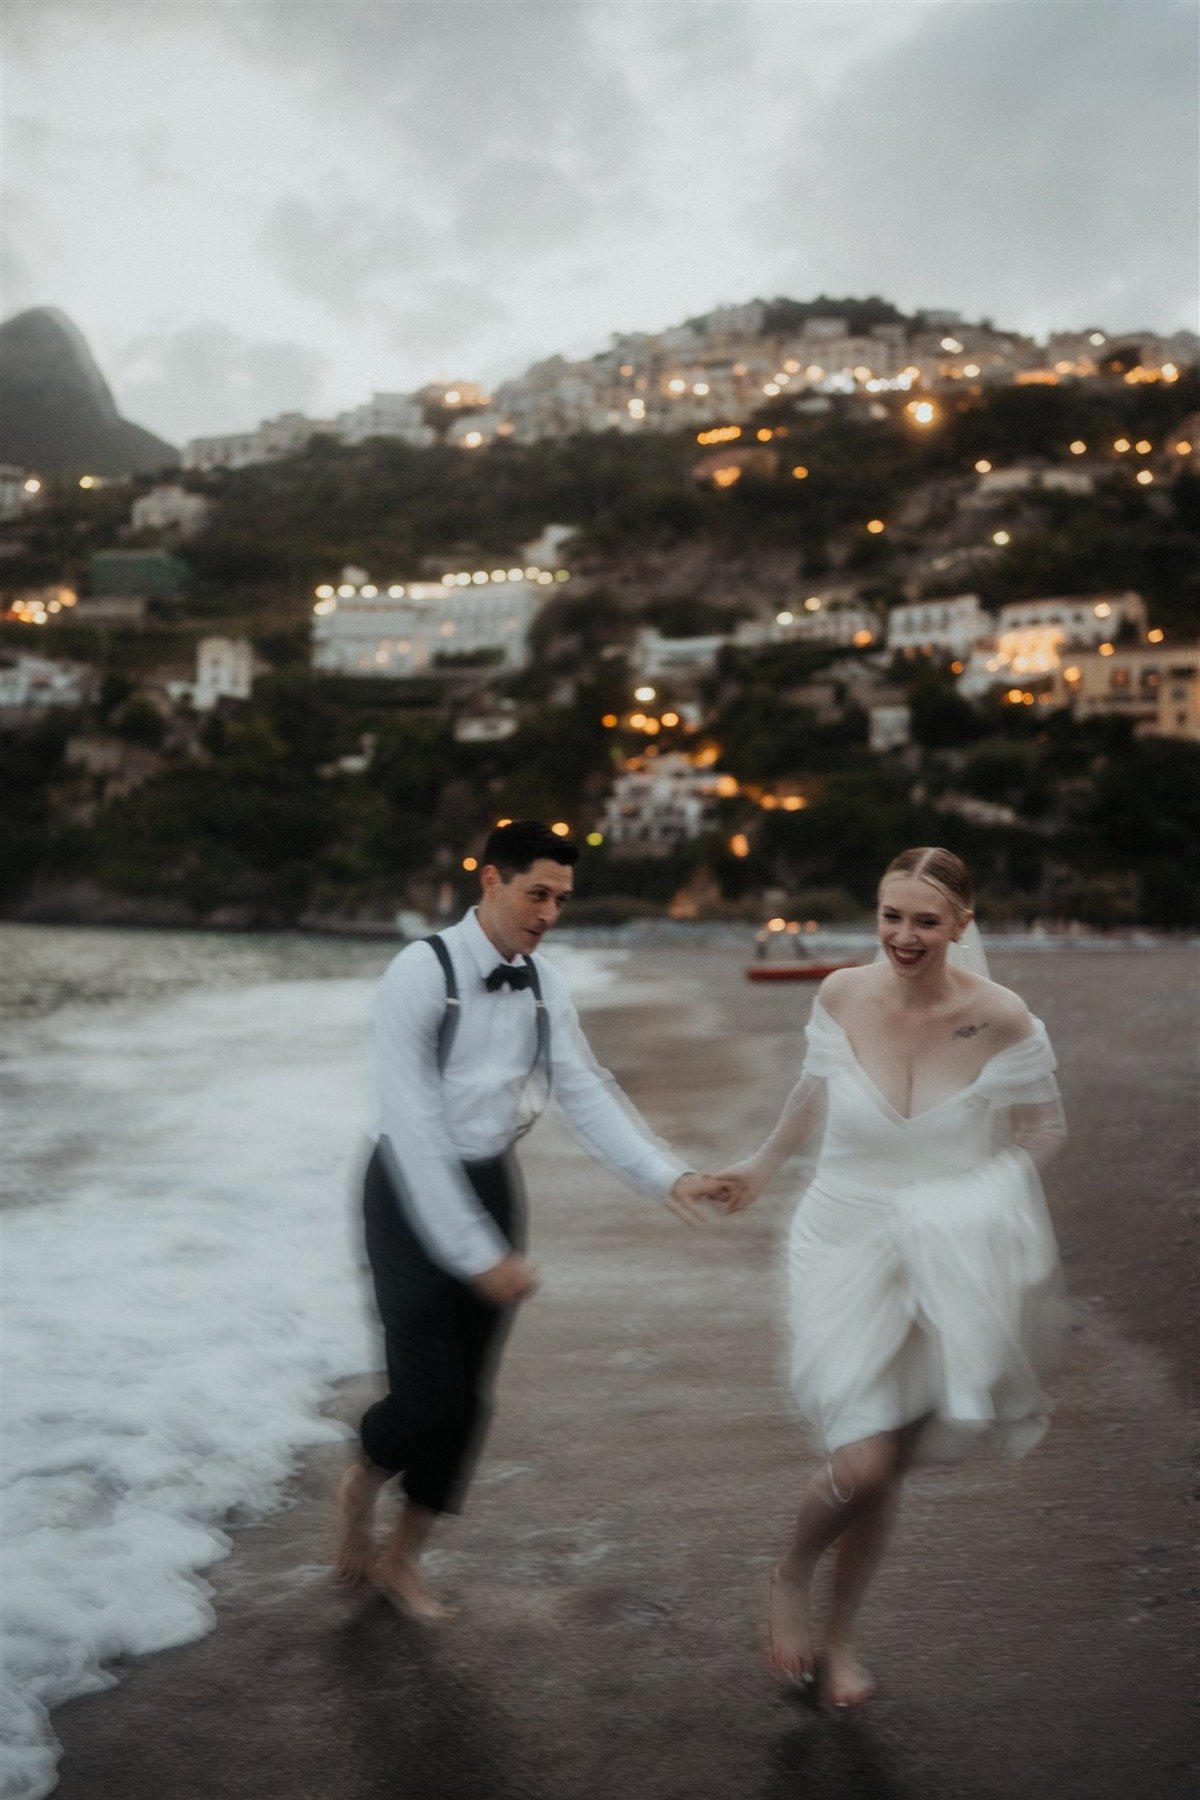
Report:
668,1172,733,1226
472,1253,539,1306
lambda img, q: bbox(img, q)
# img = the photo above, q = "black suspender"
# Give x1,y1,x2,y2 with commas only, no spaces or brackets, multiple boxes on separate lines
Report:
424,934,552,1091
424,933,461,1075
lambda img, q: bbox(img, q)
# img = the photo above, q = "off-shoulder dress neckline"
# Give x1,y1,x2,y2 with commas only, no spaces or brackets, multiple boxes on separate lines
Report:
809,994,1046,1127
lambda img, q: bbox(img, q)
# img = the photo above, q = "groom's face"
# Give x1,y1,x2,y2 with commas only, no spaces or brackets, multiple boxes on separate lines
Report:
480,858,574,959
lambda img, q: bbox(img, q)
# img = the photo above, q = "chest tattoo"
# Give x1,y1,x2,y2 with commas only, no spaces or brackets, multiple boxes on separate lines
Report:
953,1020,991,1040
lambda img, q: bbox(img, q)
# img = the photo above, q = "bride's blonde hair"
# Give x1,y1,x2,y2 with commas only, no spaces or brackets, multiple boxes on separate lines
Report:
880,846,974,917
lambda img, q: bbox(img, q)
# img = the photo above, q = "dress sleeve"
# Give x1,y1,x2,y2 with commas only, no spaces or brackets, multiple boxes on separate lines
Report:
976,1019,1067,1171
723,998,836,1194
799,996,849,1079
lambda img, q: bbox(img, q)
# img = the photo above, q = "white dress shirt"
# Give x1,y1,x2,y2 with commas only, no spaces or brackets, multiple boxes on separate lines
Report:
370,909,688,1279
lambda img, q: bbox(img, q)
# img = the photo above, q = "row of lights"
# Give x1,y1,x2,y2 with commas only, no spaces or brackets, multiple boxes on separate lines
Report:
18,476,101,496
6,587,78,625
312,567,569,613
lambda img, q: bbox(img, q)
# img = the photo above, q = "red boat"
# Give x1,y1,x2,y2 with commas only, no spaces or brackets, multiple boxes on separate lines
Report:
745,960,858,982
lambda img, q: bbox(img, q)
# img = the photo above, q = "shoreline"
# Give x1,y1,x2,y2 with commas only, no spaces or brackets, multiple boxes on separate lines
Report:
3,910,1197,952
12,941,1197,1800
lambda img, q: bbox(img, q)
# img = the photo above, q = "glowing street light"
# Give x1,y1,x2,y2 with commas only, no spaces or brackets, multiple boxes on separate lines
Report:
729,834,750,858
586,831,604,847
22,478,40,494
551,822,571,837
462,857,478,872
992,530,1011,546
1069,441,1087,455
791,465,809,480
634,686,656,702
975,459,992,473
866,519,885,534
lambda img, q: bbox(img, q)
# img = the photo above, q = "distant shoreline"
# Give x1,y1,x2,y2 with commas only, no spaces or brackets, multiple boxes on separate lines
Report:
2,909,1195,953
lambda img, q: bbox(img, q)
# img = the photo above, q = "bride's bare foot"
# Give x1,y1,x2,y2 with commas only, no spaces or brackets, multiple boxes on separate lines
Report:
370,1551,454,1624
768,1562,816,1686
822,1640,877,1710
333,1463,381,1586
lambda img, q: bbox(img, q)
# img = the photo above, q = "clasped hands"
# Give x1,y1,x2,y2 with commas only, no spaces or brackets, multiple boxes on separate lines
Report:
667,1166,759,1226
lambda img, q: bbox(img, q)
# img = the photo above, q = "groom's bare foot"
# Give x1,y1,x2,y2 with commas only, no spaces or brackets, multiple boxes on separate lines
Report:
768,1562,816,1686
370,1552,454,1623
333,1463,381,1586
822,1640,877,1709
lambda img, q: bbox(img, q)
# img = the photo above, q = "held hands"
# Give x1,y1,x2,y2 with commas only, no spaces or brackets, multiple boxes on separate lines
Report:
668,1170,755,1226
471,1252,540,1306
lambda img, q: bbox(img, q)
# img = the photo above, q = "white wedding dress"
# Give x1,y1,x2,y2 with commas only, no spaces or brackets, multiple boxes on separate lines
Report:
785,997,1066,1464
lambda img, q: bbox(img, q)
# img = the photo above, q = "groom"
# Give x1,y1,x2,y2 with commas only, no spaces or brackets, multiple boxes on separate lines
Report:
335,818,732,1617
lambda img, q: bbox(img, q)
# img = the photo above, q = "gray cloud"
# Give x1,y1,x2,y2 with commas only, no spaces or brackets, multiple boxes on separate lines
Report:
4,1,1195,443
113,322,328,441
752,0,1199,333
259,193,434,317
389,279,511,368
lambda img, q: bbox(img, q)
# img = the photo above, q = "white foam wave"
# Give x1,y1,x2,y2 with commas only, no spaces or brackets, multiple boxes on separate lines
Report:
0,942,624,1798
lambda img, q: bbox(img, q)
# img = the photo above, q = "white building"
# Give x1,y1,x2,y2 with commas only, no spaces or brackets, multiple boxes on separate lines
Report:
635,629,727,680
997,591,1146,646
769,601,880,649
869,701,912,753
335,392,434,447
887,594,988,658
131,485,211,537
598,752,733,856
454,704,518,743
0,655,92,711
311,571,547,678
1051,643,1200,741
194,637,253,709
970,463,1095,504
183,432,262,473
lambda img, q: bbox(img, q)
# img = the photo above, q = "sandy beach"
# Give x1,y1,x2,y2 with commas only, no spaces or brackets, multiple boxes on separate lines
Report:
50,944,1197,1800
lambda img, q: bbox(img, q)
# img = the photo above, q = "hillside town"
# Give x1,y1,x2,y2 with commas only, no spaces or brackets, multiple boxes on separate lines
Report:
177,301,1199,470
1,296,1198,930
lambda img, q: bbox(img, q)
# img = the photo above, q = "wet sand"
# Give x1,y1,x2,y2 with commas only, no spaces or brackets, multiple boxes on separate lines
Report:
55,947,1197,1800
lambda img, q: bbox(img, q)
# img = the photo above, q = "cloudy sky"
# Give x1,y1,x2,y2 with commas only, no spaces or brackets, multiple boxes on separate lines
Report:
4,0,1196,445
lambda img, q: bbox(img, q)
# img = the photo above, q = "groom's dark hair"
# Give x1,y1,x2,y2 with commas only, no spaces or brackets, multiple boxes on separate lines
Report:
483,819,579,879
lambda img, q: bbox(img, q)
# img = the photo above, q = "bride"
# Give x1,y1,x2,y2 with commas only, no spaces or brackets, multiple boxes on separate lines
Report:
719,846,1066,1709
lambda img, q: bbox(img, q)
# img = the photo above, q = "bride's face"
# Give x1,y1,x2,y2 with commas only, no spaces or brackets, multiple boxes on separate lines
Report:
876,875,965,977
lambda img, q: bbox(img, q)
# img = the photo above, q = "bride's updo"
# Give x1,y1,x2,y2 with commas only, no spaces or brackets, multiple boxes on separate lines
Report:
880,846,974,917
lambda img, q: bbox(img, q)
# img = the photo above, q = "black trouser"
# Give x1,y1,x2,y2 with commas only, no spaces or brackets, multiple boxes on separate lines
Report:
358,1144,526,1515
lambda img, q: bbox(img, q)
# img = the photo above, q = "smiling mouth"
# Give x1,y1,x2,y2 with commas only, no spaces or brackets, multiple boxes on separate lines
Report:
890,946,924,965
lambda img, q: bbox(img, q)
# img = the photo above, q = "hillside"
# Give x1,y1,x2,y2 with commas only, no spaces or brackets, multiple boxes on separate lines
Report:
0,308,178,478
1,344,1198,932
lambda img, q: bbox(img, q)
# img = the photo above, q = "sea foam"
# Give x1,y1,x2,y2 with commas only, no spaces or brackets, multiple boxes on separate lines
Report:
0,941,618,1799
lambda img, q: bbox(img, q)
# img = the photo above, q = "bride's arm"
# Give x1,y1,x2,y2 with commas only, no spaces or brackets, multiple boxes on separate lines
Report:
1009,1096,1067,1171
715,1073,828,1210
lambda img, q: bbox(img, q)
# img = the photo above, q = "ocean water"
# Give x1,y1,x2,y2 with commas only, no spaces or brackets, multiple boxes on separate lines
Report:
0,926,623,1800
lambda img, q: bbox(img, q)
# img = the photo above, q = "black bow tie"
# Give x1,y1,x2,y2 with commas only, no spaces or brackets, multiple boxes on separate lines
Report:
485,963,533,993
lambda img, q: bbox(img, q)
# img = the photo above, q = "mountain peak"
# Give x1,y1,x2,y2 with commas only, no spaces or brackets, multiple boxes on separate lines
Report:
0,308,178,477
